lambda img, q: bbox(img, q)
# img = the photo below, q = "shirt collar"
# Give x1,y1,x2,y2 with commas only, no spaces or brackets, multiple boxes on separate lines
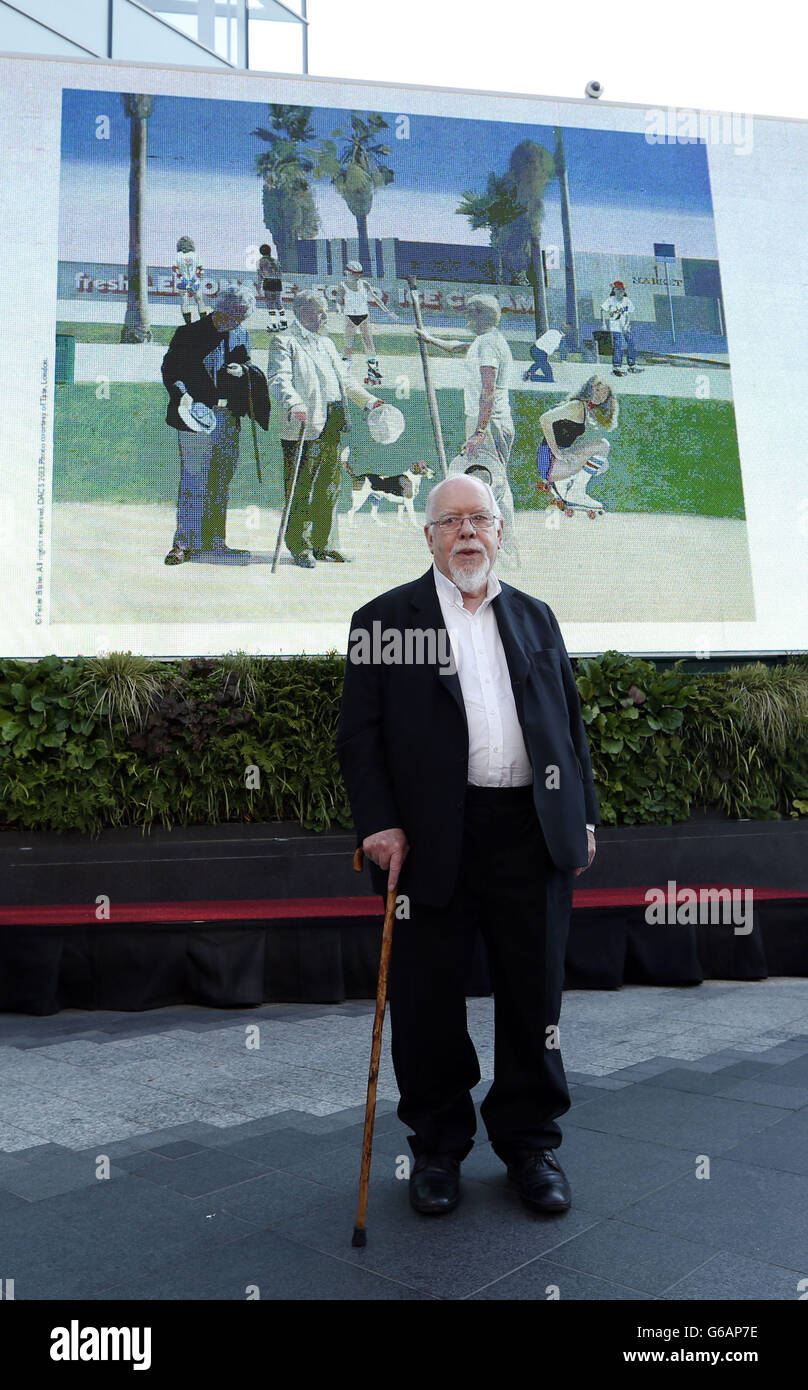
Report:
295,320,320,344
432,559,501,612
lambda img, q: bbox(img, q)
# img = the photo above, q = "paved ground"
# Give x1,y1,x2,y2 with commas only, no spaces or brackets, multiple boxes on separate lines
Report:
2,978,808,1301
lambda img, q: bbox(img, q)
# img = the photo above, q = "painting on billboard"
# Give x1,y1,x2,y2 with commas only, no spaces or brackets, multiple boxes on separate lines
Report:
52,88,752,635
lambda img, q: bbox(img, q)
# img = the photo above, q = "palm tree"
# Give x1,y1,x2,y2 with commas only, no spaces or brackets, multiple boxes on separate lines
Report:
553,127,580,352
314,112,394,270
120,94,154,344
253,105,320,271
503,140,555,336
456,174,523,283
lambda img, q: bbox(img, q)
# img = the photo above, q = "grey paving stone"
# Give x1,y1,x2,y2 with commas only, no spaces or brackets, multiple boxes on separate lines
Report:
713,1079,808,1110
217,1169,342,1226
272,1180,602,1300
148,1140,206,1158
622,1157,808,1271
758,1056,808,1088
716,1060,788,1080
33,1173,258,1257
606,1060,681,1078
20,1032,112,1050
0,1149,128,1200
0,1187,30,1217
720,1108,808,1176
89,1229,432,1301
0,1202,133,1298
193,1114,316,1146
544,1215,718,1295
111,1151,175,1178
469,1257,650,1300
564,1084,791,1153
0,1151,39,1180
661,1250,808,1300
106,1148,272,1197
574,1077,633,1090
568,1085,610,1108
209,1127,367,1171
277,1132,412,1196
637,1069,737,1096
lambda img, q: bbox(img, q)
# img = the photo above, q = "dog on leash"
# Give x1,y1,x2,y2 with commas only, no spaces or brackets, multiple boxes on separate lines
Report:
344,460,434,524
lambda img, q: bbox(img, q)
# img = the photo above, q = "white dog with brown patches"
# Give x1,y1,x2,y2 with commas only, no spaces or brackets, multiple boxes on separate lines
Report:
345,460,435,524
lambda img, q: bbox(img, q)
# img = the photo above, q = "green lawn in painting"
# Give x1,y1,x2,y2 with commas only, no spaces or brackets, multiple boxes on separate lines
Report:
52,382,744,518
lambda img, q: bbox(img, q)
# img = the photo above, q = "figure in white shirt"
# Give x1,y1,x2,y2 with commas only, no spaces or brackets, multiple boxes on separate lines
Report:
524,328,564,383
416,294,520,570
338,260,394,386
600,280,641,376
173,236,207,324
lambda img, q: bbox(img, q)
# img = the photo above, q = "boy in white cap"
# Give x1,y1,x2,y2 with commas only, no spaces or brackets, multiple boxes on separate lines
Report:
338,260,385,386
600,281,640,376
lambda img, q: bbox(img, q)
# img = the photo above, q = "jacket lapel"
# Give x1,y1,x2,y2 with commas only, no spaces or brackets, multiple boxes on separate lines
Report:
409,569,466,725
491,586,530,728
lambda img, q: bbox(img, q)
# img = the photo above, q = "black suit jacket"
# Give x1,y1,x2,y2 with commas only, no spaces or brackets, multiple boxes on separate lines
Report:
336,567,599,906
161,318,270,430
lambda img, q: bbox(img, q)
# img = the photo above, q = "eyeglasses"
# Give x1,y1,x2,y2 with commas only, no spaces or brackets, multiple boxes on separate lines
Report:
429,512,496,532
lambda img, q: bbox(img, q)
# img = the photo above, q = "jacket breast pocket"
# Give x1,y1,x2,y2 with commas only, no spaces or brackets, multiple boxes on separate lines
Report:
527,647,561,666
525,646,566,698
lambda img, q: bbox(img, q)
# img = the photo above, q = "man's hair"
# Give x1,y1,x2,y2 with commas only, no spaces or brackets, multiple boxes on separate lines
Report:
259,243,273,256
425,474,502,524
216,284,255,316
465,293,502,330
293,289,329,318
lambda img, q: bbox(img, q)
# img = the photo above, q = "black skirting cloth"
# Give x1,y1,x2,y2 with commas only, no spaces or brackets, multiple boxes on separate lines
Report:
0,900,805,1015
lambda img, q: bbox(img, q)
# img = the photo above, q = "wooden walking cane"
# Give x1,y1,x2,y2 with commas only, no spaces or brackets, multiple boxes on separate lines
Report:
351,844,398,1248
406,274,448,478
270,419,306,574
245,370,262,485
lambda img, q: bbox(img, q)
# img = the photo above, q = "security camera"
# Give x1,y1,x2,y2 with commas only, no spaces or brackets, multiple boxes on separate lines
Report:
585,80,604,99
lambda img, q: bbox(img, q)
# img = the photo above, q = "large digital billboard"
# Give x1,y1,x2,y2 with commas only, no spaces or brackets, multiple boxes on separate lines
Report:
1,54,805,656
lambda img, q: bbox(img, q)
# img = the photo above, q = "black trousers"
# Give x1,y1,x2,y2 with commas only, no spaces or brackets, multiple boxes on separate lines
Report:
387,784,573,1164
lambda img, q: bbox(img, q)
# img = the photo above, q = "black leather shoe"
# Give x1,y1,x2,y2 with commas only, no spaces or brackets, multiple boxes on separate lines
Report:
507,1149,571,1213
409,1154,461,1215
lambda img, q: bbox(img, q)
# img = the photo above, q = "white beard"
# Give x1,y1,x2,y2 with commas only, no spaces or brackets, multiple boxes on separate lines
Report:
448,549,491,594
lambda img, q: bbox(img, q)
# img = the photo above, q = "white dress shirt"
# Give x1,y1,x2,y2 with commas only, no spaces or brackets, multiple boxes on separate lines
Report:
432,562,596,831
432,561,532,787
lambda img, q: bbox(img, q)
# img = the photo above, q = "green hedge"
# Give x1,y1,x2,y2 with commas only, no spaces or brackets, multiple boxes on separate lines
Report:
0,652,806,836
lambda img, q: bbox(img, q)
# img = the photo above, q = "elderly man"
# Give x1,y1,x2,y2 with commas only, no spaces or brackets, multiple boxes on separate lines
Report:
337,474,599,1219
161,284,268,565
416,294,520,569
268,290,381,569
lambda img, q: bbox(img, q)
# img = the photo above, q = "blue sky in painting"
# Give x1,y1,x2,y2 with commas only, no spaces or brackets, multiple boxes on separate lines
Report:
59,88,719,263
